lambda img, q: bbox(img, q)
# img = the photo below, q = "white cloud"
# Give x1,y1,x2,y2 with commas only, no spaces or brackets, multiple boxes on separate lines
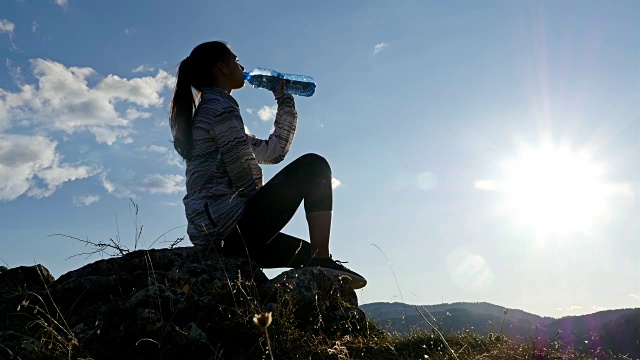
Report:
54,0,68,7
331,177,342,189
140,174,184,194
124,27,138,35
568,305,583,310
132,65,155,73
245,108,255,115
0,19,15,35
29,163,99,198
95,70,174,107
257,105,277,121
629,294,640,301
0,134,99,201
142,145,183,167
165,151,184,168
6,59,23,84
0,19,17,49
125,108,151,120
99,172,136,199
100,173,115,193
143,145,168,153
373,42,389,55
31,21,39,33
73,194,100,207
161,200,183,207
0,59,175,144
0,135,56,201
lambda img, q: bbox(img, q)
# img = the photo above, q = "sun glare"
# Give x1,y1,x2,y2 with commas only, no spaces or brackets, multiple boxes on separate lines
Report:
503,144,607,235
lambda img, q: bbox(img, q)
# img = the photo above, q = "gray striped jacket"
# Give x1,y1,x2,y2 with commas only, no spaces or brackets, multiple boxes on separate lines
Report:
183,87,297,247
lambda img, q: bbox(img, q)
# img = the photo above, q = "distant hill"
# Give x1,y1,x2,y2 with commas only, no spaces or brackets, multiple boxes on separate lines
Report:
361,301,554,327
360,302,640,358
360,302,550,339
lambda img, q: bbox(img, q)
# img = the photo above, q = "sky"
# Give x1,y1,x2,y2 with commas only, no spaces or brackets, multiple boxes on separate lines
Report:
0,0,638,318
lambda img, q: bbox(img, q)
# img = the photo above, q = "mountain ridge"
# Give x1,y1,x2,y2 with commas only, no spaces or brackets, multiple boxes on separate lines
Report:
360,301,635,322
360,301,640,358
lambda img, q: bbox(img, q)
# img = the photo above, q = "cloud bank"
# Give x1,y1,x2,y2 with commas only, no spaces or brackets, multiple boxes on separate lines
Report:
0,134,99,201
0,59,174,144
0,59,176,201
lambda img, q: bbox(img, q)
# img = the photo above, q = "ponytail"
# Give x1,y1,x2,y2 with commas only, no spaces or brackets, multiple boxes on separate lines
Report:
170,58,195,160
169,41,232,161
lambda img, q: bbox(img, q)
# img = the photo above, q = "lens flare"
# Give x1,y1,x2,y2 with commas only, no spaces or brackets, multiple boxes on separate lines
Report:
446,248,494,292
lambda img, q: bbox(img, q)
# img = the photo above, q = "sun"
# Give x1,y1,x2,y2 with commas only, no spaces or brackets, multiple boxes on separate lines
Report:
502,143,607,235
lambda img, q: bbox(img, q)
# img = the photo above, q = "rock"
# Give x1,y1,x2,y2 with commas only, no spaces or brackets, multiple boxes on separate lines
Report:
0,247,374,359
0,264,55,300
0,331,38,356
265,267,369,337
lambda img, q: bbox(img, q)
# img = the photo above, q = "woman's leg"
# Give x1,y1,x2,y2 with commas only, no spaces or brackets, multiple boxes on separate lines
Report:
223,153,367,288
306,211,331,258
257,232,312,268
223,153,333,267
221,229,312,268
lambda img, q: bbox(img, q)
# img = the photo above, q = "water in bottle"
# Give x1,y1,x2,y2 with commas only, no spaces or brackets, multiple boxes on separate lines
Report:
243,68,316,97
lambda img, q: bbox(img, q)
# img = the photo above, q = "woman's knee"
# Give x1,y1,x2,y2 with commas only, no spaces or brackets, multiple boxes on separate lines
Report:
297,153,331,177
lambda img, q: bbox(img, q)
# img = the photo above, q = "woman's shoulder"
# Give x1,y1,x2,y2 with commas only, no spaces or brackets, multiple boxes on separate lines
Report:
201,88,239,107
200,98,239,117
195,100,241,129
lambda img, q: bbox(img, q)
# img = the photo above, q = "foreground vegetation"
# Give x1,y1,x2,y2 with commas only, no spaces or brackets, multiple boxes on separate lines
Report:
2,295,634,360
1,254,634,359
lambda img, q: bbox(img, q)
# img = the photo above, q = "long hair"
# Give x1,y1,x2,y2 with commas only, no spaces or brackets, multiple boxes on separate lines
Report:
170,41,233,160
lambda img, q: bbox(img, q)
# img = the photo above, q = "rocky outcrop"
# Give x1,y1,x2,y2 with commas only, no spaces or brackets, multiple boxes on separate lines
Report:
0,264,54,300
0,247,372,359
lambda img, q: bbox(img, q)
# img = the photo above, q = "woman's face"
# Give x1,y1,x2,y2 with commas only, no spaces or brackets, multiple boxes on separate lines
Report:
225,51,245,90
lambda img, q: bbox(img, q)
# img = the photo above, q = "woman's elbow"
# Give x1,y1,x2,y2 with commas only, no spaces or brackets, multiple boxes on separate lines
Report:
268,152,287,164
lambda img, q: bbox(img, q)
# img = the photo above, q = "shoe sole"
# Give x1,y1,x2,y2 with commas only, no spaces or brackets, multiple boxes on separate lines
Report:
314,267,367,289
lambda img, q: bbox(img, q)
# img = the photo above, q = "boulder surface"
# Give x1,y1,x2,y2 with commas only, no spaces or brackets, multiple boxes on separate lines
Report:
0,247,372,359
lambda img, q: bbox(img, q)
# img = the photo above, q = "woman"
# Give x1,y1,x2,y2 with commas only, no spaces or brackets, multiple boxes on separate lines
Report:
170,41,366,289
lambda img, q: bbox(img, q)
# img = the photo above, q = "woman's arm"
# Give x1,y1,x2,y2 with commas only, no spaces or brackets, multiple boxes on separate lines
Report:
248,90,298,164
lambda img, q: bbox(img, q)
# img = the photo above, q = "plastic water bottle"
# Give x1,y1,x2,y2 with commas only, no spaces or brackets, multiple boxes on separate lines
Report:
243,68,316,97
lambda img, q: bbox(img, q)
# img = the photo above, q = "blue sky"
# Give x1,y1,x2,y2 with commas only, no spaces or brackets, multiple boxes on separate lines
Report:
0,0,638,318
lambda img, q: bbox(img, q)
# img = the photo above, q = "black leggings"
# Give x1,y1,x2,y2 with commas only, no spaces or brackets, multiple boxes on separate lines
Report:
221,153,332,268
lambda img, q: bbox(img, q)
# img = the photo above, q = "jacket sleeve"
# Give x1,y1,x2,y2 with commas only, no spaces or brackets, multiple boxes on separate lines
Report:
206,104,263,193
248,90,298,164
